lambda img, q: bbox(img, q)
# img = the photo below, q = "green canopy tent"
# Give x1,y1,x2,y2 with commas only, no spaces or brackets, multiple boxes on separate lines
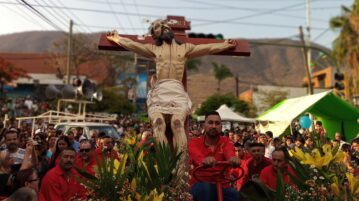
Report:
257,91,359,141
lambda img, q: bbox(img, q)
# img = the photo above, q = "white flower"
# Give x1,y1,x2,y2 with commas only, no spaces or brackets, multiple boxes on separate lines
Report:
313,169,318,173
319,176,325,180
310,165,316,169
313,176,317,180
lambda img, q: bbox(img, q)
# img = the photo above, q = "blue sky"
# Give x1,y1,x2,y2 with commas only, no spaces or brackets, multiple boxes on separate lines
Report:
0,0,354,49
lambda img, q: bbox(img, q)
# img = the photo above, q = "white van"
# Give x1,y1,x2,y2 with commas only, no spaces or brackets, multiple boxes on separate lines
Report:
55,122,120,140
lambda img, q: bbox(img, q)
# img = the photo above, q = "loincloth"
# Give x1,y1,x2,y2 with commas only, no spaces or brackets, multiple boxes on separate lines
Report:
147,79,192,118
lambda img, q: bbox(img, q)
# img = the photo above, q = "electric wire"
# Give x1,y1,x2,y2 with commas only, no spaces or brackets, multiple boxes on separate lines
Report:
2,3,47,30
32,0,68,29
192,1,313,27
48,0,91,33
16,0,65,32
118,0,137,35
105,0,128,34
0,1,330,31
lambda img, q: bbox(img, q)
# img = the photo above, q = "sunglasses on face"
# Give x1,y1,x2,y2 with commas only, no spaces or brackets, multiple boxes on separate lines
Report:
79,148,91,153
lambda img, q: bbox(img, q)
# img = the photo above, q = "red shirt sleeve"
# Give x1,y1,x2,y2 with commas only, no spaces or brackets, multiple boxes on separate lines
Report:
259,166,270,186
39,174,63,201
189,138,204,166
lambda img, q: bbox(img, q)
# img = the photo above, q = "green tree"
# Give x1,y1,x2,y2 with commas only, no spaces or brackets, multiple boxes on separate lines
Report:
330,0,359,95
88,87,135,115
186,59,201,72
257,89,288,112
212,62,233,92
196,93,249,116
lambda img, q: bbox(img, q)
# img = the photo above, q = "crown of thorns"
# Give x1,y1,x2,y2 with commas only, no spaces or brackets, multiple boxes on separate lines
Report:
148,19,175,35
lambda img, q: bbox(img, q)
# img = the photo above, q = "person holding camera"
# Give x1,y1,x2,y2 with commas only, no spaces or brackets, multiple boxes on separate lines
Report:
0,130,36,199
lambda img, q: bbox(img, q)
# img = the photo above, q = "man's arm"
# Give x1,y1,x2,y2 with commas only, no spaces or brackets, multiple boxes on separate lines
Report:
107,31,155,58
188,139,205,166
185,40,236,59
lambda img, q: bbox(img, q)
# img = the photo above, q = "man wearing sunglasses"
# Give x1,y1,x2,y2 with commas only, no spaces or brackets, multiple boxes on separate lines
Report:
75,140,97,175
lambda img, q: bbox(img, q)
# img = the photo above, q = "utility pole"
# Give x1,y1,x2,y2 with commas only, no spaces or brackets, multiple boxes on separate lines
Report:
299,26,313,95
235,75,239,97
66,20,73,84
306,0,312,75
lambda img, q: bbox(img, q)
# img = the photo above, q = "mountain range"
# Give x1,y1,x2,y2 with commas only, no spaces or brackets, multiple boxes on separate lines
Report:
0,31,334,109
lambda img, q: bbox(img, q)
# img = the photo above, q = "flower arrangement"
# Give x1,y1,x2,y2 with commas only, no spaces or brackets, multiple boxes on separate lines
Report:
278,134,359,201
75,132,192,201
241,132,359,201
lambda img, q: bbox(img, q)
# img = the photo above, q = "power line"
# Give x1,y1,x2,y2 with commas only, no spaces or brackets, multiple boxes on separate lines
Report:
0,1,164,18
105,0,128,34
16,0,65,32
32,0,68,29
77,23,144,31
191,1,313,27
2,3,47,30
0,1,330,32
48,0,91,33
132,0,146,33
117,0,137,35
312,28,330,42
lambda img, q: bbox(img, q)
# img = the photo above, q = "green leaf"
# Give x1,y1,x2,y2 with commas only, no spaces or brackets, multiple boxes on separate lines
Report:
275,170,285,201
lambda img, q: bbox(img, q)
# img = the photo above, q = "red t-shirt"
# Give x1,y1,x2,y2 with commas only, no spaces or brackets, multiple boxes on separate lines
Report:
259,164,296,190
74,156,98,197
237,156,272,190
74,155,97,175
189,136,236,187
39,165,85,201
95,148,119,162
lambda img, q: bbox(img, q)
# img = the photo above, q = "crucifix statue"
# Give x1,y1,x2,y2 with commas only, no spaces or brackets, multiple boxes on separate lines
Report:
99,15,250,184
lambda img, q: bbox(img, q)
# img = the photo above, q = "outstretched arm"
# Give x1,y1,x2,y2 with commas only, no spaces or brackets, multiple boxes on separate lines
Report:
107,31,155,58
186,39,236,59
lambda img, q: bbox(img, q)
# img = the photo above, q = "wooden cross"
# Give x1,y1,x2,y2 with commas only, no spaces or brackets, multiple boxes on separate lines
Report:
98,15,251,87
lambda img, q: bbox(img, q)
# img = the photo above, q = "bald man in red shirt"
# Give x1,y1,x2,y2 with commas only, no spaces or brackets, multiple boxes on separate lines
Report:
189,111,240,201
259,148,296,191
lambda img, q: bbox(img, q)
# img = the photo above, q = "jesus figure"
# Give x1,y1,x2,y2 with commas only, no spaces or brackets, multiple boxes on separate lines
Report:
106,19,236,159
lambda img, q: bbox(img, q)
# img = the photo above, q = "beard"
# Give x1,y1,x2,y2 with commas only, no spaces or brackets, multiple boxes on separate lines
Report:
154,30,182,46
206,128,220,137
7,143,18,151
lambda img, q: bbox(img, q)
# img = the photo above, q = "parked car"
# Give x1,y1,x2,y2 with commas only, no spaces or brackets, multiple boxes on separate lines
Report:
55,122,120,140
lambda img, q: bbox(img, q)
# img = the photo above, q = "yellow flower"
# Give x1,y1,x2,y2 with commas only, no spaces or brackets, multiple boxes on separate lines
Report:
290,147,332,169
290,147,306,161
346,173,359,195
149,189,164,201
113,159,120,174
112,154,128,175
330,183,340,196
333,150,345,163
125,137,137,145
131,178,137,190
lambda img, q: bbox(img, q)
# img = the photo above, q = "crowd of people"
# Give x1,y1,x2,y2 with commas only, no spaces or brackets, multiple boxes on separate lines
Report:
0,102,358,201
188,113,359,201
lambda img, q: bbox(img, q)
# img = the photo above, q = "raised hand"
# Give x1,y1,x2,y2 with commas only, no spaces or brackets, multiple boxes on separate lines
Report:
106,30,120,43
225,39,237,48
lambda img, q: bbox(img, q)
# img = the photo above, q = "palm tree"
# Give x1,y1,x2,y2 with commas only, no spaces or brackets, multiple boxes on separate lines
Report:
330,1,359,95
212,62,233,92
